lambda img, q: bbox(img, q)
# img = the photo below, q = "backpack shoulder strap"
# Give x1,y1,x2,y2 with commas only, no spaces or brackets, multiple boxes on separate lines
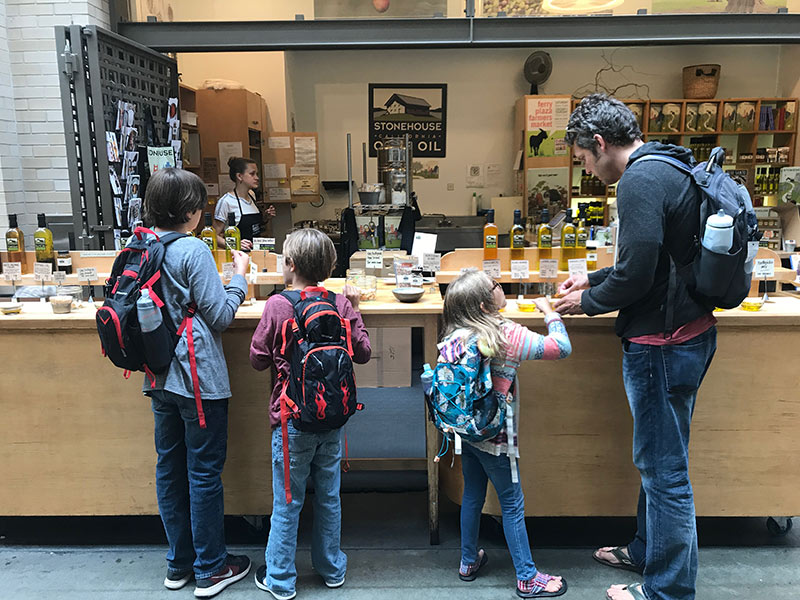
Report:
157,231,187,246
631,154,693,175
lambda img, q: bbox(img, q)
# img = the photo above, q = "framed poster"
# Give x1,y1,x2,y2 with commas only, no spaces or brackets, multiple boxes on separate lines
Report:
369,83,447,158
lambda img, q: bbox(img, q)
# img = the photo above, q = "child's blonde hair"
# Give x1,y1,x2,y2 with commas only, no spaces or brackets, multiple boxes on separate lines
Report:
283,228,337,283
442,270,506,357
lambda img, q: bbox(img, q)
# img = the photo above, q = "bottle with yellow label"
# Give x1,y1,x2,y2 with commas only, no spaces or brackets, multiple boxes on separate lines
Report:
576,209,588,260
510,209,525,262
34,213,55,267
586,240,598,271
483,209,498,261
537,208,552,261
201,213,220,269
560,208,576,271
224,212,241,263
5,213,26,273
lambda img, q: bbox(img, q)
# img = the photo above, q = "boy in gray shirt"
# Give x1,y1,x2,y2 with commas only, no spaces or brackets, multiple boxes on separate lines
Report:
142,168,251,598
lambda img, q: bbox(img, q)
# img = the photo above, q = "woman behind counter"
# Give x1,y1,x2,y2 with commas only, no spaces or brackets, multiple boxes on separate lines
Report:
214,157,277,251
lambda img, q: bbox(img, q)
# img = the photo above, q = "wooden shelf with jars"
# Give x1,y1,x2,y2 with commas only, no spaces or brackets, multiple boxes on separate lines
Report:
568,97,798,218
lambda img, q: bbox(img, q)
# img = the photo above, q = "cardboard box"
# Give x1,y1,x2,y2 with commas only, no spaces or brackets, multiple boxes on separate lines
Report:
353,327,411,387
349,250,409,277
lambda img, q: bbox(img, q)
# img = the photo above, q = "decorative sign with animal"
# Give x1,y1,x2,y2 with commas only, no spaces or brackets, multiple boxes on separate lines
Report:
525,96,570,158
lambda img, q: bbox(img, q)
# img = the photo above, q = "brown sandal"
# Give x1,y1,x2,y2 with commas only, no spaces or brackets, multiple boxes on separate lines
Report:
592,546,643,574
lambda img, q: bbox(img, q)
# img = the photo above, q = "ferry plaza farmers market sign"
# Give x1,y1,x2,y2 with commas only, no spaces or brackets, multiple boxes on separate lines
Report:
369,84,447,158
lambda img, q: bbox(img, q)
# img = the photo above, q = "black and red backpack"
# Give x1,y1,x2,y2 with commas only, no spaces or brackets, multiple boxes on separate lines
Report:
277,286,362,502
96,227,206,427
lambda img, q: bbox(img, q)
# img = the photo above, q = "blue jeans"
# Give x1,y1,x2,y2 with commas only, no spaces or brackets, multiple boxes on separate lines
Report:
265,421,347,595
460,442,537,581
623,326,717,600
151,389,229,578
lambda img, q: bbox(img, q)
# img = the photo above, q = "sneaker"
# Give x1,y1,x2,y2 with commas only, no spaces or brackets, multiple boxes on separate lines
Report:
194,554,251,598
324,576,345,588
254,564,296,600
164,568,194,590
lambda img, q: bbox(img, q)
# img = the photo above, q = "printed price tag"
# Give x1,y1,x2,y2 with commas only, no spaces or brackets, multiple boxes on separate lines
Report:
33,262,53,281
252,237,275,251
568,258,588,276
606,246,614,254
78,267,98,282
53,271,66,284
365,249,384,270
2,262,22,281
747,240,759,263
482,259,501,279
423,253,441,272
510,260,530,280
754,258,775,278
275,254,283,270
222,262,235,279
79,250,118,258
539,259,558,279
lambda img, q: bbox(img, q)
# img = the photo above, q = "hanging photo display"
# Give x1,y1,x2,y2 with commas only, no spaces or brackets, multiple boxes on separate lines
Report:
127,197,143,229
368,83,447,158
123,151,139,179
108,167,123,195
106,132,120,163
125,175,140,203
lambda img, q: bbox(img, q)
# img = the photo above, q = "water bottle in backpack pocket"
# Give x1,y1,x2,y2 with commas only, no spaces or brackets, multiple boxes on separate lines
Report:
137,288,174,373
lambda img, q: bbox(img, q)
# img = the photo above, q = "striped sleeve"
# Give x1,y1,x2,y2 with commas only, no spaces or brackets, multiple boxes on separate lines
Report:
505,316,571,362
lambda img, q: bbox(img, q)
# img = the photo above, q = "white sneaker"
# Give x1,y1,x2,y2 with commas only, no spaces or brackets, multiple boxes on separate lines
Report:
325,576,345,588
254,565,297,600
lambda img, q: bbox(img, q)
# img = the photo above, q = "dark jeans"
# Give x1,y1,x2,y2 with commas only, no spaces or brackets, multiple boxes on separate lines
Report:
151,389,229,578
623,326,717,600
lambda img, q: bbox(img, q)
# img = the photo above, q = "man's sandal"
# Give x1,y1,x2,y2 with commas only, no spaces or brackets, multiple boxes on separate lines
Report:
606,583,646,600
592,546,643,574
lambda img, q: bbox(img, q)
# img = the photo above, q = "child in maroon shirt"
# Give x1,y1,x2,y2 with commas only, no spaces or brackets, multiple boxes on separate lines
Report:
249,228,370,599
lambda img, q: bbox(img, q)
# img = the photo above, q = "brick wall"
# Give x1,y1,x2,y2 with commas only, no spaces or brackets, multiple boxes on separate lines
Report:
0,0,110,241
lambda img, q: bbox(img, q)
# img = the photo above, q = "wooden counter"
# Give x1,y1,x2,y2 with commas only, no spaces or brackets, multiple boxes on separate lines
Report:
0,280,443,542
440,296,800,518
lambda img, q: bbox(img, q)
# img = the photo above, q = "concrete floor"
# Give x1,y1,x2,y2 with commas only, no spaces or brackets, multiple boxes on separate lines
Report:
2,490,799,599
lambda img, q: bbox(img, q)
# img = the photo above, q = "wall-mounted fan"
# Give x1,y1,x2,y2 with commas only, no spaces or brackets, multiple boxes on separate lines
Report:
524,51,553,95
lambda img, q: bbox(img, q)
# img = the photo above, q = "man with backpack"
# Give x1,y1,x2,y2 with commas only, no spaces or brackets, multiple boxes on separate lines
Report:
554,94,724,600
249,228,371,600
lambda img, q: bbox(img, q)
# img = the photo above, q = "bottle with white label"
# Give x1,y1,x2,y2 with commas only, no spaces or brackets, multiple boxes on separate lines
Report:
702,209,734,254
510,209,525,261
137,288,162,333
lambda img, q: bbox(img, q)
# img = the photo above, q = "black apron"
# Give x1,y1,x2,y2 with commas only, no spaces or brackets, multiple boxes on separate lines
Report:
234,190,263,242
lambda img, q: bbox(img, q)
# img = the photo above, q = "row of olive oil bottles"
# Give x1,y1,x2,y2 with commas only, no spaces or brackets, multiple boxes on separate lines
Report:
4,213,72,274
482,208,599,271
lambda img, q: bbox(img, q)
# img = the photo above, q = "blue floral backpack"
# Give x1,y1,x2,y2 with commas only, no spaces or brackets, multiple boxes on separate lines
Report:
422,330,506,443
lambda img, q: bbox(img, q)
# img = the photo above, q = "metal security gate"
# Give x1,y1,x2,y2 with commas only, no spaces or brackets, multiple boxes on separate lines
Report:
56,25,178,250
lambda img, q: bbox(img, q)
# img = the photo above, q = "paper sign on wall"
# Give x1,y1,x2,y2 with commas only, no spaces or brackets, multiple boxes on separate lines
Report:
290,175,319,196
218,142,243,171
294,137,317,166
510,260,530,280
568,259,588,276
754,258,775,278
268,136,291,149
204,183,220,196
290,166,316,176
269,187,292,202
539,259,558,279
482,260,501,279
263,163,287,179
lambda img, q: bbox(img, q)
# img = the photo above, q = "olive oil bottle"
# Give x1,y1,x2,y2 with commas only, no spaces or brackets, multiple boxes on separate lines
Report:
576,209,588,260
537,208,552,261
483,209,498,261
5,213,26,273
224,212,241,263
201,213,217,252
510,209,525,261
34,213,55,267
560,208,576,271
